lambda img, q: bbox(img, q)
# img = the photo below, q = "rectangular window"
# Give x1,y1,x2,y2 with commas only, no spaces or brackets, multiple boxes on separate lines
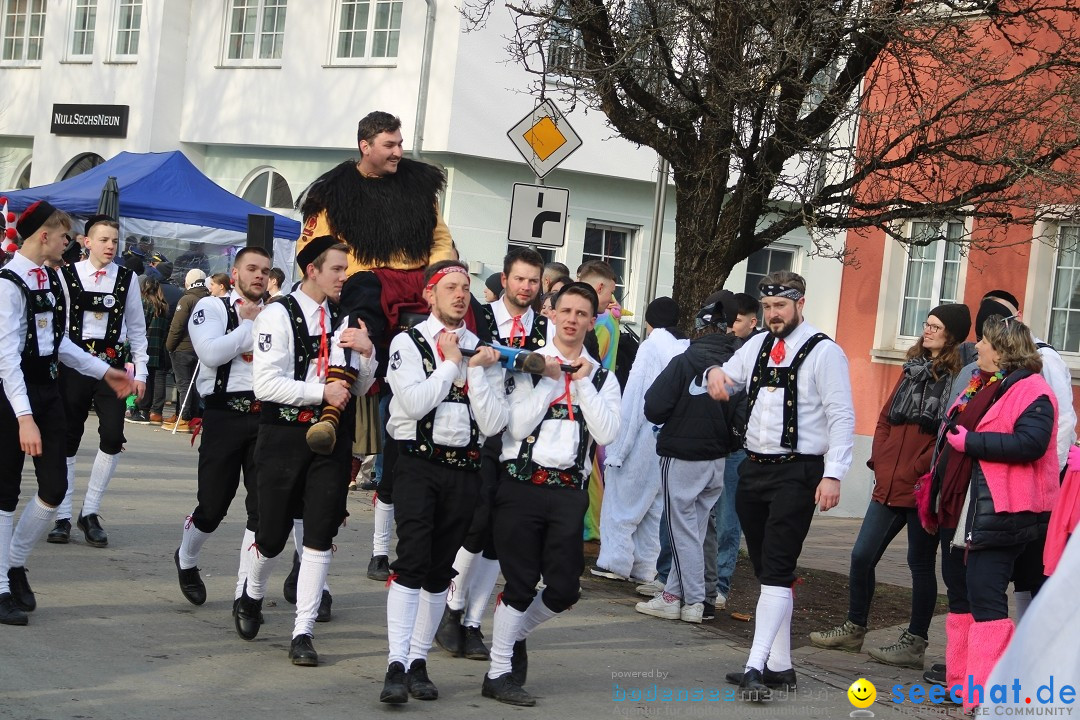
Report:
2,0,47,63
583,223,633,305
546,15,582,74
744,246,797,298
1049,225,1080,353
113,0,141,57
226,0,287,62
70,0,96,57
898,220,963,336
335,0,401,62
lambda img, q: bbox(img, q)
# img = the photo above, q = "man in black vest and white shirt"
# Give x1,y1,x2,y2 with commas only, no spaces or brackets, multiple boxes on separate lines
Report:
707,270,854,701
51,215,148,548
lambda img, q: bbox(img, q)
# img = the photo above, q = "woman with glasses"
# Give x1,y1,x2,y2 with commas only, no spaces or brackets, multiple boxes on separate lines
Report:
924,316,1058,711
810,303,970,669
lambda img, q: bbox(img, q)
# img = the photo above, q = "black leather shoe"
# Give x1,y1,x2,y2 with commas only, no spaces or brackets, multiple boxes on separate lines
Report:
738,668,772,702
47,518,71,544
380,661,409,704
7,567,35,612
289,634,319,666
77,513,108,548
511,639,528,685
316,590,332,622
406,659,439,700
0,593,28,626
174,548,207,606
434,606,464,656
482,672,536,707
233,589,264,640
725,666,796,691
366,554,390,581
283,551,300,604
463,625,490,660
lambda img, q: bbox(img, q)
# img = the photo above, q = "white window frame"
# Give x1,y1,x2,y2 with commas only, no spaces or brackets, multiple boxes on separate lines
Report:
544,12,583,78
328,0,402,67
1046,224,1080,355
67,0,96,61
109,0,141,62
1,0,47,66
221,0,288,67
743,244,800,297
582,220,637,310
896,220,965,338
12,155,32,189
239,166,294,211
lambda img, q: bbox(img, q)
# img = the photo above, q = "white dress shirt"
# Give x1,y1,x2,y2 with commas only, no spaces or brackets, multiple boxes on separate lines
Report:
386,314,508,446
720,321,855,480
60,259,149,381
1034,337,1077,468
190,290,261,397
0,252,110,416
252,289,375,407
488,297,551,346
499,343,622,473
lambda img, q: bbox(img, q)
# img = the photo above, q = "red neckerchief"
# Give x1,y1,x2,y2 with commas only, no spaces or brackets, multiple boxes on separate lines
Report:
28,267,47,289
548,356,575,421
316,306,329,379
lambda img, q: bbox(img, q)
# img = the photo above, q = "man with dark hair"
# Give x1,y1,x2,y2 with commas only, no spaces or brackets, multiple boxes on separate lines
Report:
234,238,375,666
379,259,507,703
481,281,621,706
267,267,287,299
708,270,854,701
435,246,548,660
542,262,570,293
0,202,135,623
52,215,148,547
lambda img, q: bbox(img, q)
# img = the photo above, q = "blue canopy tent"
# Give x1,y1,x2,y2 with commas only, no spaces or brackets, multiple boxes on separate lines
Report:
3,151,300,272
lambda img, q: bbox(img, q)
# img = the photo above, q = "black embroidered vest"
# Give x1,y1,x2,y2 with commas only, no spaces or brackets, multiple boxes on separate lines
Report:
745,332,830,451
204,297,261,415
260,295,341,426
476,303,549,351
61,264,133,368
503,368,609,491
0,267,65,384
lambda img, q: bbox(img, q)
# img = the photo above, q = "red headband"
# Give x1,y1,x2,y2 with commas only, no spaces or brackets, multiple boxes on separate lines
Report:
425,265,468,291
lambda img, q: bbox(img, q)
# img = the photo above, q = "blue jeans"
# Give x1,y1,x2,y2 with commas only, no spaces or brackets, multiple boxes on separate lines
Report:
712,449,744,597
373,391,391,484
848,499,939,638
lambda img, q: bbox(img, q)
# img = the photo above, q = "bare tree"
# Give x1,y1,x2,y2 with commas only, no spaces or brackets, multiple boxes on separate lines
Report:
463,0,1080,322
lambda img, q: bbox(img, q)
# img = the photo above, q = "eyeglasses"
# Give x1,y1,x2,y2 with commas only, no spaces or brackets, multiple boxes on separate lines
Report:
922,322,945,333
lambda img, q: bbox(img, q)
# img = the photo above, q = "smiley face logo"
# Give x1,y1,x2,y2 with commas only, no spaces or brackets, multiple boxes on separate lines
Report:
848,678,876,708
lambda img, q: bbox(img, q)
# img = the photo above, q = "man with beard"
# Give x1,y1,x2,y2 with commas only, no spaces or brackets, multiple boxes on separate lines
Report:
233,237,376,666
706,270,854,701
435,247,549,660
379,260,507,704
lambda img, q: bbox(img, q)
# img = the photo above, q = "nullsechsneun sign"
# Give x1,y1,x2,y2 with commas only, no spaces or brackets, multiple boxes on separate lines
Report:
51,104,129,138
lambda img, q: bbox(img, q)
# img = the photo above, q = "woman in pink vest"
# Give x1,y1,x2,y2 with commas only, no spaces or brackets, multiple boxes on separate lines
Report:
923,316,1058,711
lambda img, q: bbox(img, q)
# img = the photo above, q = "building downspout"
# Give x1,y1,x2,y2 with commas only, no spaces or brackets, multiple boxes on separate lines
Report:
411,0,437,160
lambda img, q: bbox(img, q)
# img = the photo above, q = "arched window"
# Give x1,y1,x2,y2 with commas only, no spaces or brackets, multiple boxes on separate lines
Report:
61,153,105,180
240,168,293,209
13,158,32,189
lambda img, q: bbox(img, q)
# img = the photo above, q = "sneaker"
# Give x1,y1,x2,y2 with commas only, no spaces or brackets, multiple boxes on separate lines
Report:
589,566,627,581
680,602,704,623
367,554,391,582
809,619,866,652
715,592,728,610
162,418,191,434
635,591,681,620
635,579,665,597
702,602,716,621
149,412,164,425
923,663,947,687
126,409,151,424
868,630,927,670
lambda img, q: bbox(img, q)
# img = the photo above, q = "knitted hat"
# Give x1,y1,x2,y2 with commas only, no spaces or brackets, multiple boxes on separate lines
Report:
645,296,680,329
975,290,1020,340
484,273,503,297
928,303,971,342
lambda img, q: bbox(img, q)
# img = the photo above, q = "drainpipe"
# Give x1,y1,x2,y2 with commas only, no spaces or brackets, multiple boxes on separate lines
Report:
411,0,437,159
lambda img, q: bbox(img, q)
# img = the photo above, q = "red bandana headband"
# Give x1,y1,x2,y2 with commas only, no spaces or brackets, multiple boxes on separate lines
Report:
425,265,469,291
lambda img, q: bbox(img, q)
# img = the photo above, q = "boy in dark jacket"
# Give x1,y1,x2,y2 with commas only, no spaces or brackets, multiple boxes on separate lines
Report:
636,298,742,624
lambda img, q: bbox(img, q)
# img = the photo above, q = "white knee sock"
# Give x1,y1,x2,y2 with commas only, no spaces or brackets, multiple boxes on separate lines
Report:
386,581,420,667
245,545,278,600
236,528,255,600
293,547,332,639
448,547,477,612
9,497,57,568
464,556,502,628
487,600,526,679
766,587,794,671
407,589,449,665
746,585,792,672
518,592,558,641
178,514,209,569
58,457,76,520
0,510,13,594
81,450,120,516
1014,590,1032,620
373,499,393,556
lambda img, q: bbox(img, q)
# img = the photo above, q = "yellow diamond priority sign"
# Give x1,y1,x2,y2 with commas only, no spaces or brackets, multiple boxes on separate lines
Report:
508,100,582,178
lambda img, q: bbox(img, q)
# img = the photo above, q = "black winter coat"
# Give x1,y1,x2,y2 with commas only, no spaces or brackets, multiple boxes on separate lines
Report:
644,332,743,461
